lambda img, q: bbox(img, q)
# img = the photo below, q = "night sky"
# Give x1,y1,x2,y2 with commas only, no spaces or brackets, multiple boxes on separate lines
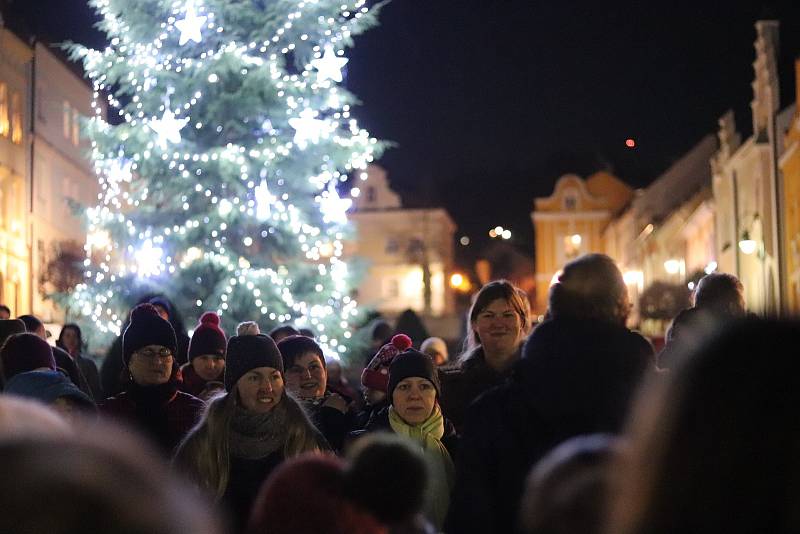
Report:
4,0,800,265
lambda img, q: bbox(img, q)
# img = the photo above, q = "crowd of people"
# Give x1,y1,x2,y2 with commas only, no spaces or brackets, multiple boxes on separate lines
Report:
0,252,797,533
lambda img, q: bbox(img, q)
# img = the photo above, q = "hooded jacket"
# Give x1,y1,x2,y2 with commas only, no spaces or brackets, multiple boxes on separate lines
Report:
446,317,653,534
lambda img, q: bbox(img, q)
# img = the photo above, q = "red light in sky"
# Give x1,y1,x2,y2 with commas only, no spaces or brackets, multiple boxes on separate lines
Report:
625,138,636,148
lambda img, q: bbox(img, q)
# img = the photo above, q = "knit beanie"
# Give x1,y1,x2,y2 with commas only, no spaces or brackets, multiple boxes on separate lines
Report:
0,319,26,348
387,349,441,400
188,312,226,361
361,334,412,393
0,333,56,381
5,369,95,410
122,304,178,366
277,335,325,370
225,334,283,392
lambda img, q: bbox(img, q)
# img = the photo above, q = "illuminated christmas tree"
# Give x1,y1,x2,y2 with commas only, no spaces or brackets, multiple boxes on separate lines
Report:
68,0,382,360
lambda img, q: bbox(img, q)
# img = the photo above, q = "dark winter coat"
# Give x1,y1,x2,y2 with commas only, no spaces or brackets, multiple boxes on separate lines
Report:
445,317,654,534
52,346,94,400
350,406,459,457
302,390,357,453
224,452,284,533
75,352,103,400
100,378,204,454
438,346,520,434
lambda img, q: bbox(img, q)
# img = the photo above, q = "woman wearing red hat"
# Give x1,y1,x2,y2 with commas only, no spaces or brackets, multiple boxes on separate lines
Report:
179,312,227,401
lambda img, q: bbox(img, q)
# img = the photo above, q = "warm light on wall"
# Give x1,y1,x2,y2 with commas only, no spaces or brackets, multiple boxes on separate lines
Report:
570,234,582,246
664,259,682,275
738,231,757,255
623,270,643,286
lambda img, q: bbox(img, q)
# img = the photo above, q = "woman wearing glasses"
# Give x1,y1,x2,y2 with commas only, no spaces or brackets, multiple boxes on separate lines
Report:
100,303,205,454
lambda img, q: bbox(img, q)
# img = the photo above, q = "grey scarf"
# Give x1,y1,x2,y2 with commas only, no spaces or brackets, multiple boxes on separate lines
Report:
229,400,288,460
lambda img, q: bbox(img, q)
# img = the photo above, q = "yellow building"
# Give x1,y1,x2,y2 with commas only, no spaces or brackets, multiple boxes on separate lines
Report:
779,59,800,313
531,171,633,315
0,28,32,315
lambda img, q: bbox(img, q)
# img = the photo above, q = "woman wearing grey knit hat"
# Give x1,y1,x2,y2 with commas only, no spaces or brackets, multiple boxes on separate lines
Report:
175,333,327,533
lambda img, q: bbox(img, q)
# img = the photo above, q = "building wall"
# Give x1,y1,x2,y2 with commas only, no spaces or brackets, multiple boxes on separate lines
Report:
0,29,32,316
30,43,98,321
778,60,800,313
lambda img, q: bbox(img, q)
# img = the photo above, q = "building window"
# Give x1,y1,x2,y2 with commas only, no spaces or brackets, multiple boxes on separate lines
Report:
0,83,8,138
10,92,22,144
385,278,400,299
366,186,376,203
385,238,399,254
564,194,577,210
72,108,80,146
63,101,71,139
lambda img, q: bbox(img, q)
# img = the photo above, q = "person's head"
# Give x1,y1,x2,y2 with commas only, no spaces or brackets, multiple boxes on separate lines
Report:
0,426,222,534
362,334,413,396
0,305,11,320
519,434,619,534
122,304,178,386
369,319,393,349
608,319,800,534
0,319,25,351
268,324,300,343
326,358,343,384
465,280,530,358
346,433,429,526
420,337,448,366
236,321,260,336
548,254,630,325
4,369,96,421
0,333,56,382
278,335,327,400
388,349,441,426
18,314,47,339
189,312,226,382
247,453,386,534
147,296,172,322
225,334,285,413
56,323,83,355
693,272,745,317
0,396,71,439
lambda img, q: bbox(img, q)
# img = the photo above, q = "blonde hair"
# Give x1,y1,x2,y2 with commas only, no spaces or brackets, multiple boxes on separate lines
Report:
236,321,261,336
174,388,321,500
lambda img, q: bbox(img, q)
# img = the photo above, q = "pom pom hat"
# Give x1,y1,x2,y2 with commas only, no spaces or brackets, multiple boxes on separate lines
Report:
188,312,227,361
122,304,178,366
361,334,412,393
224,334,284,392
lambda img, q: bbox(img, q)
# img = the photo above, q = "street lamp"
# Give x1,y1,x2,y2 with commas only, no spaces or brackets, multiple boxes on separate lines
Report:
738,230,758,255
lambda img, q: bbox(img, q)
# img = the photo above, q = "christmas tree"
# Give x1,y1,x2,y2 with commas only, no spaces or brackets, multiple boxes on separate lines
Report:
67,0,383,361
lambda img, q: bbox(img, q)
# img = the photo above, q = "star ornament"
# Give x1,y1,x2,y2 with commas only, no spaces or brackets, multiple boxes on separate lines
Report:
175,2,207,46
255,179,275,221
310,46,348,83
149,109,190,149
318,180,352,225
288,109,327,149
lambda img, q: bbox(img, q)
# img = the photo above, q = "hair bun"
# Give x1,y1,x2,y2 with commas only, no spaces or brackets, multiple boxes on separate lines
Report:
130,303,161,321
199,311,220,326
390,334,412,351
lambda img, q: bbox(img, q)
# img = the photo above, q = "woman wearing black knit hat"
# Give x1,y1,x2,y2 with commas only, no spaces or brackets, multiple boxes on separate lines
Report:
100,304,205,454
175,333,327,533
352,348,457,530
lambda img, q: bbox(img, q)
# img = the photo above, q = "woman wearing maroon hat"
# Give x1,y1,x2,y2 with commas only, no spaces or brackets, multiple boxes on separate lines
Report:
180,312,227,401
100,304,205,455
175,333,326,533
352,347,457,530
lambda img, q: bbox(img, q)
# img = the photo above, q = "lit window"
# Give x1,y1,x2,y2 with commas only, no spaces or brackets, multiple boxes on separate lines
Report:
72,108,80,146
63,101,71,139
0,83,8,137
11,92,22,144
564,195,577,210
366,186,376,202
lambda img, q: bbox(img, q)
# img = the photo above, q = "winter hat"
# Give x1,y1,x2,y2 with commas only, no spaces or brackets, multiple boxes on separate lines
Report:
148,296,172,317
387,349,441,400
188,312,227,361
224,334,283,392
277,335,325,370
122,304,178,366
0,333,56,381
0,319,26,348
5,369,95,410
361,334,412,393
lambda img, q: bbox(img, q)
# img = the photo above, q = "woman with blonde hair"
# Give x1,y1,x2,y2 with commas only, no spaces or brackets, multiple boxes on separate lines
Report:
175,334,326,532
439,280,531,432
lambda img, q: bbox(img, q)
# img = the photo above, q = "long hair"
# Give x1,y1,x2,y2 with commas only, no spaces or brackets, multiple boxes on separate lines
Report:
458,280,531,366
56,323,84,355
174,387,321,500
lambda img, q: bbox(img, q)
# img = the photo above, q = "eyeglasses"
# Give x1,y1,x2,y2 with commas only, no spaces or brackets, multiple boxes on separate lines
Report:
135,347,173,360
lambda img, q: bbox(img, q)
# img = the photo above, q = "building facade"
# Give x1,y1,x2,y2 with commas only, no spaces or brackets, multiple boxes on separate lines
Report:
778,59,800,313
347,165,458,336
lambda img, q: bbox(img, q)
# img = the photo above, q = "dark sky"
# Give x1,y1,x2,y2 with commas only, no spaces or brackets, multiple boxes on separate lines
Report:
5,0,800,264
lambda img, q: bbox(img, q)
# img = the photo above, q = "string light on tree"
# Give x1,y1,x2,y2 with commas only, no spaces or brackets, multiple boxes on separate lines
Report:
67,0,384,362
